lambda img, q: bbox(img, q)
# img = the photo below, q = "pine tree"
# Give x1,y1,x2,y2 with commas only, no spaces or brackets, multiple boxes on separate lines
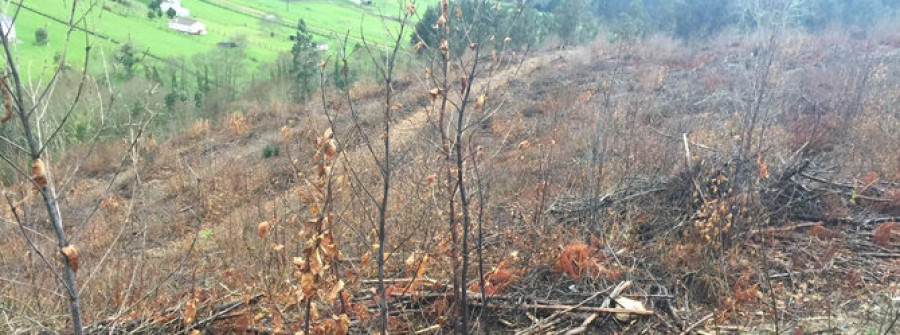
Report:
115,42,138,79
290,19,318,103
552,0,594,45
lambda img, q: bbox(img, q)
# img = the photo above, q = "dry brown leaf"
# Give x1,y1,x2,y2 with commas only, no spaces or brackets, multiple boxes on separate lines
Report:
428,88,441,102
281,125,291,142
517,140,530,150
300,272,316,298
757,153,769,180
360,251,371,267
184,299,197,326
406,2,415,15
32,159,47,189
580,90,593,102
326,279,345,302
324,139,337,158
258,221,270,238
475,94,487,110
415,254,430,278
309,301,319,322
334,314,350,335
61,245,79,273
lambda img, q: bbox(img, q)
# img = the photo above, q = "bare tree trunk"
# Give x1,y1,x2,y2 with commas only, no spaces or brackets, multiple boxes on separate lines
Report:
1,23,85,335
367,14,411,334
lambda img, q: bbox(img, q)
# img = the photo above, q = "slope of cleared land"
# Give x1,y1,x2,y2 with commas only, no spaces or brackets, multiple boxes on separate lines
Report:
3,31,900,333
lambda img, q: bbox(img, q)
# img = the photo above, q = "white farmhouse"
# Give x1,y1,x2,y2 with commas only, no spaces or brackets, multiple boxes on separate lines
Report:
168,18,206,35
0,15,16,42
160,0,191,17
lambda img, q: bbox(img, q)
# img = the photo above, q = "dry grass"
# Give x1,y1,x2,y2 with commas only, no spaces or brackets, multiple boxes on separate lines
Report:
4,28,900,333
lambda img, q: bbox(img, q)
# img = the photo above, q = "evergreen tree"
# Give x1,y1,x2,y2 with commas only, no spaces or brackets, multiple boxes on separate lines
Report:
115,42,138,79
412,0,548,55
194,91,203,108
332,59,354,91
35,28,48,45
553,0,595,44
290,19,318,103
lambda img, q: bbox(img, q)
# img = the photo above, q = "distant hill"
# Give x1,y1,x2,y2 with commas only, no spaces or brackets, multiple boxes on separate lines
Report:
7,0,410,76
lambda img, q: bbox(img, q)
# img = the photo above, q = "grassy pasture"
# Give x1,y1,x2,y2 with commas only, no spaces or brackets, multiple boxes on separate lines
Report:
5,0,414,79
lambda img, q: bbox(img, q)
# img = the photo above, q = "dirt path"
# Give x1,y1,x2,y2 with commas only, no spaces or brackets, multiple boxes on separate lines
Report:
384,50,573,151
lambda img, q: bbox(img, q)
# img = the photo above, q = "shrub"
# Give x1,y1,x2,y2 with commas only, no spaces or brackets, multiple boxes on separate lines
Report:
262,144,280,158
35,28,48,45
226,111,251,135
554,241,621,280
188,119,210,137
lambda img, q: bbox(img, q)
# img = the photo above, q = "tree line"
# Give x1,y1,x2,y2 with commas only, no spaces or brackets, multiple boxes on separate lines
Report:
520,0,900,41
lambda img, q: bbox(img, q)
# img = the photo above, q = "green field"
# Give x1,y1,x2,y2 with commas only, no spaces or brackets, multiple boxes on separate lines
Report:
210,0,407,46
5,0,417,78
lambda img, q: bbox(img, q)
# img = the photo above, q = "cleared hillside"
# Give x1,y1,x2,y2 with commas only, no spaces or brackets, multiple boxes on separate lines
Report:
3,26,900,333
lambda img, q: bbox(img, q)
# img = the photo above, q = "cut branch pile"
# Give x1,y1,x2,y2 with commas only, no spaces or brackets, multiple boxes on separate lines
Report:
550,154,900,239
355,279,655,334
80,294,264,335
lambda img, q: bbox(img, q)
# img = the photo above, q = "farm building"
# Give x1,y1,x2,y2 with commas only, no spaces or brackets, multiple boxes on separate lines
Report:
160,0,191,17
0,15,16,42
168,18,206,35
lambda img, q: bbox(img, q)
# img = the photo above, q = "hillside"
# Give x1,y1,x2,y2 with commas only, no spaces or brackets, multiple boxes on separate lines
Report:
6,0,900,332
2,24,900,333
9,0,407,75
